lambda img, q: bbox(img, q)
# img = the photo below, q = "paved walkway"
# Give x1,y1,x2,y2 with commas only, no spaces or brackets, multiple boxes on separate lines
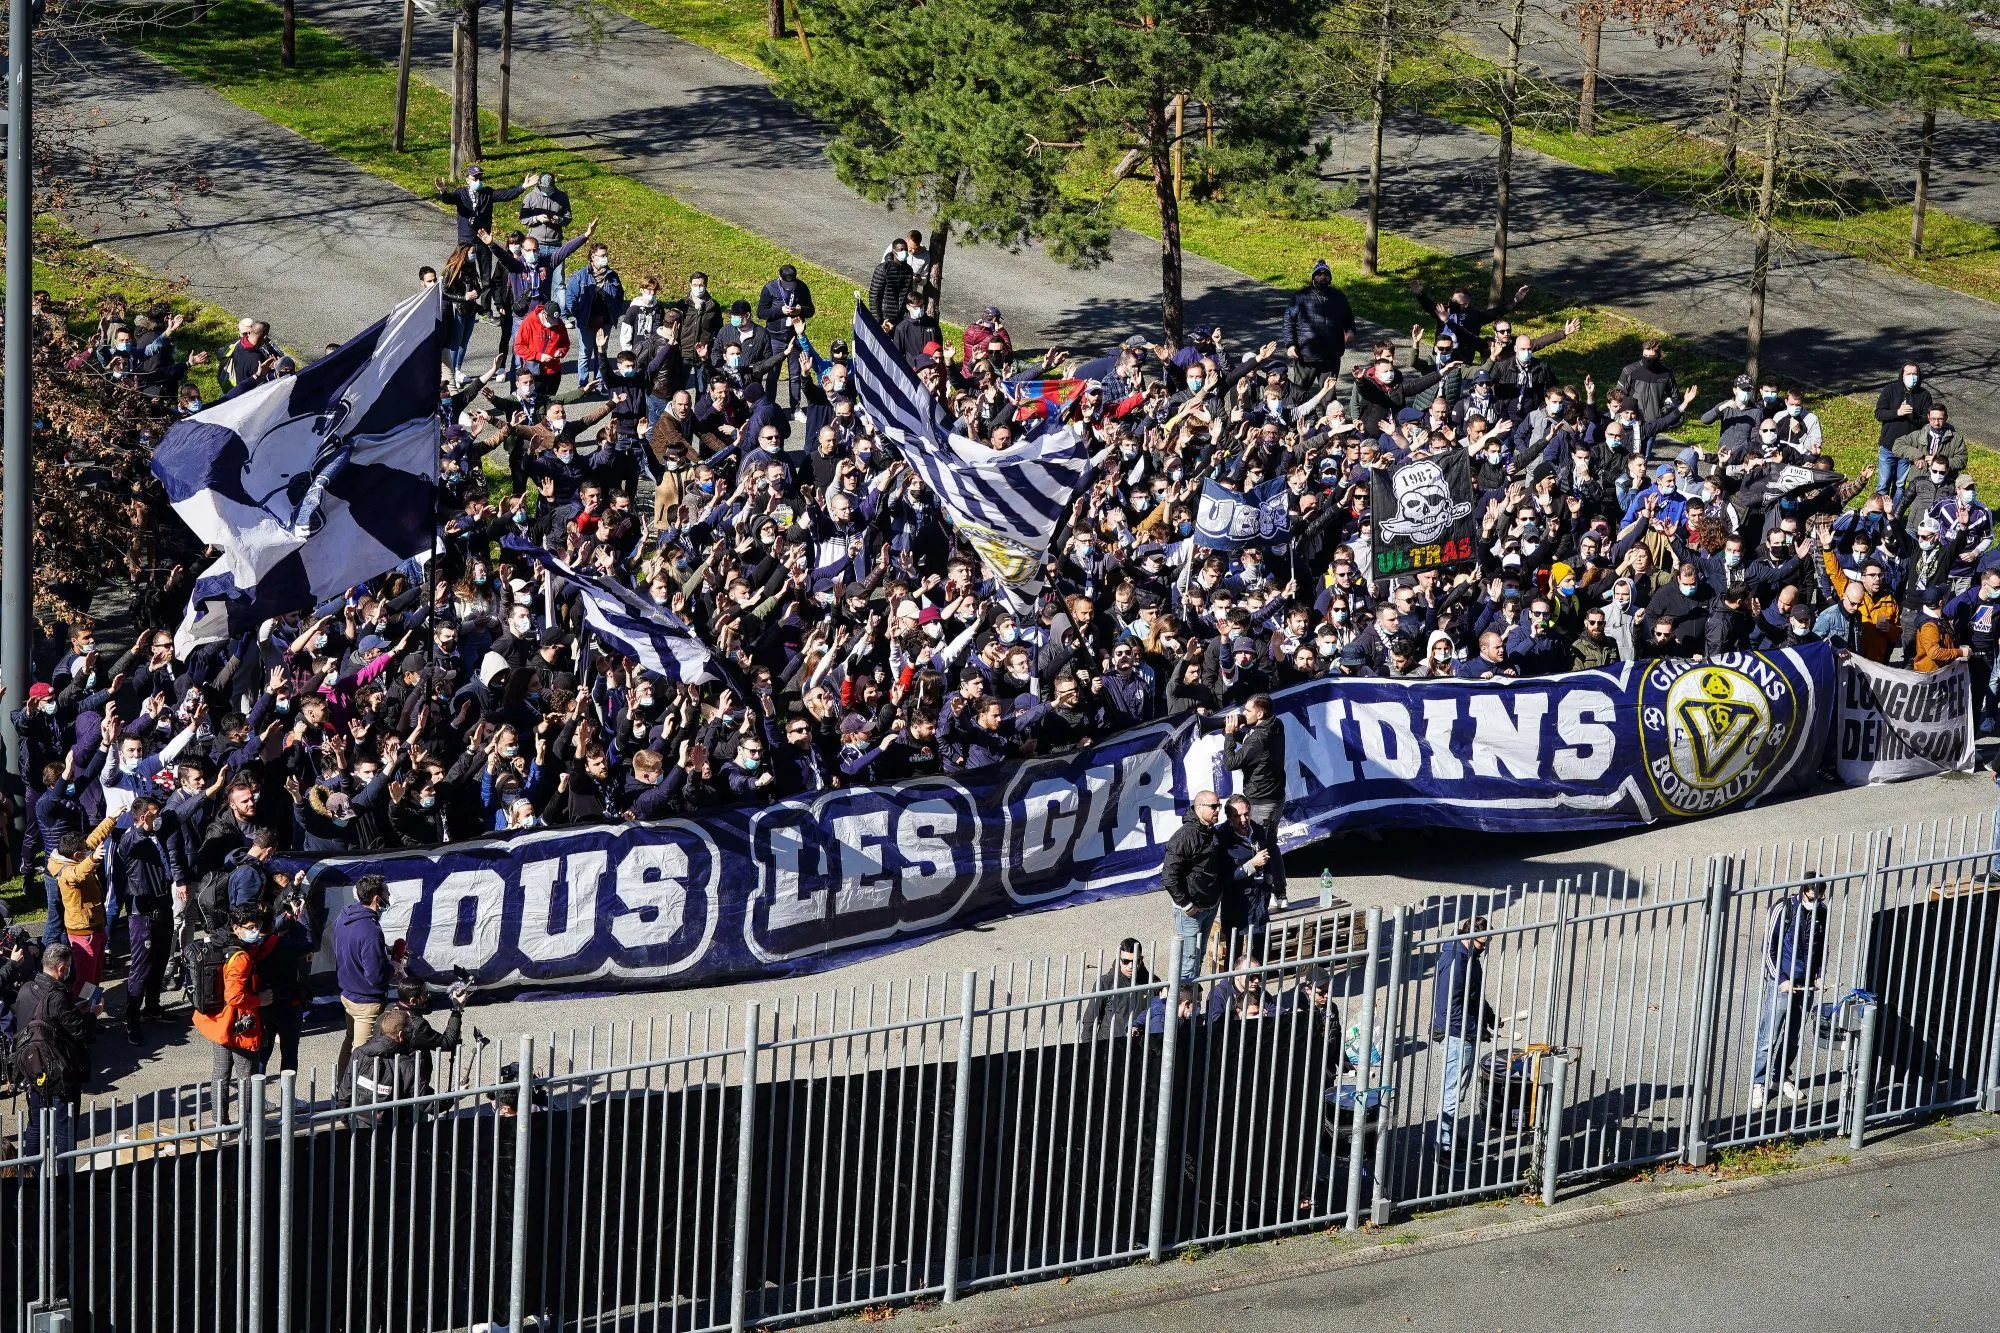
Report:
990,1143,2000,1332
1316,111,2000,441
300,0,2000,438
42,39,491,360
292,0,1290,348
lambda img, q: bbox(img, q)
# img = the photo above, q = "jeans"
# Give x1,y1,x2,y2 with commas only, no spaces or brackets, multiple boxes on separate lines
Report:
23,1091,75,1160
1751,981,1808,1089
1437,1035,1476,1148
1876,446,1908,500
41,872,64,946
1173,904,1216,983
445,305,479,375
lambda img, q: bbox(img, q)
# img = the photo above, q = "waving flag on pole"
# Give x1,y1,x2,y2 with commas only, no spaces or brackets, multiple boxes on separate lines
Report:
151,286,444,654
848,299,1090,607
502,537,726,685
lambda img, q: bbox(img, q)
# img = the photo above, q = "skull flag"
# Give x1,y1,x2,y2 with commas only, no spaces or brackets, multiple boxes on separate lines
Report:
1368,451,1478,580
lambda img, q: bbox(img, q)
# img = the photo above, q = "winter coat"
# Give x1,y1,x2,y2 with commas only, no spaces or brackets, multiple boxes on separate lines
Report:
192,934,278,1055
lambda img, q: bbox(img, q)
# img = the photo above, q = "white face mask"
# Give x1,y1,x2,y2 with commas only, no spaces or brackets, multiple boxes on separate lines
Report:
691,284,707,299
1904,374,1919,389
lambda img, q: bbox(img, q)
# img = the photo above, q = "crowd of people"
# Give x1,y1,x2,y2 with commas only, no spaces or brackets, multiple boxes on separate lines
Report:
0,163,1975,1145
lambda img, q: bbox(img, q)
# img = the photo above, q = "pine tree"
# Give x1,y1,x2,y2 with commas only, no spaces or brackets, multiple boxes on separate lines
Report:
1825,0,2000,256
1047,0,1337,342
767,0,1112,315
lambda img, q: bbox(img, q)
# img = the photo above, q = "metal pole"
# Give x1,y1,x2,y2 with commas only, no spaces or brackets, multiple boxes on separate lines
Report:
1540,1054,1569,1206
1683,855,1735,1168
1344,907,1382,1231
1145,948,1182,1263
1849,1001,1879,1151
2,0,35,760
38,1106,54,1308
941,970,975,1303
507,1036,533,1332
276,1071,296,1333
246,1074,267,1331
729,1003,760,1333
1370,904,1408,1226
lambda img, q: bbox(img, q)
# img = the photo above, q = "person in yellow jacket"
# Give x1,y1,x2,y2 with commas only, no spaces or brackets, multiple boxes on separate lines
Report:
195,905,280,1121
1817,520,1900,662
48,813,118,999
1912,587,1972,673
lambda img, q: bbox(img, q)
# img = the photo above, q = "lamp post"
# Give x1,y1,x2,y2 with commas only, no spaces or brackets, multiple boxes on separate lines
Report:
1,0,35,765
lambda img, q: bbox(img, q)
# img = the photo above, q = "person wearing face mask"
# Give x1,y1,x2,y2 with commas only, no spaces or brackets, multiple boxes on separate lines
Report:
868,236,916,333
565,242,627,391
891,293,943,367
518,169,573,281
1897,454,1956,544
672,270,724,368
1944,569,2000,733
1700,374,1765,463
433,163,525,242
753,262,817,408
1282,259,1357,390
501,218,595,325
196,904,281,1120
1620,463,1688,530
1929,472,1992,581
511,301,573,395
1873,362,1932,497
1892,403,1966,497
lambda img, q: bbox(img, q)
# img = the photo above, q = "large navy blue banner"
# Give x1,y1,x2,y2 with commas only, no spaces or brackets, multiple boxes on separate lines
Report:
299,645,1835,990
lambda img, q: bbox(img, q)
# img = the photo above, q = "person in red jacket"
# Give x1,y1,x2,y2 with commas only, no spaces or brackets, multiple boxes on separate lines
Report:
511,301,571,394
195,905,279,1122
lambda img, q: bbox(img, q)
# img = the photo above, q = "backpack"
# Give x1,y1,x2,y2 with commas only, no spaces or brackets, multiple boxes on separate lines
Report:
195,869,231,931
11,1014,74,1095
186,932,240,1017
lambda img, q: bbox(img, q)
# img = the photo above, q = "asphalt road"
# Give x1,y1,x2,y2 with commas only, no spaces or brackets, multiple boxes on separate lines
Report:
291,0,1294,349
1028,1145,2000,1332
1315,112,2000,446
53,771,1996,1105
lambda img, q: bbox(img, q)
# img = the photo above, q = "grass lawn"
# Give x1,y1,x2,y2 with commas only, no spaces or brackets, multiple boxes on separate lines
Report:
125,0,868,346
604,0,787,71
1109,183,1997,494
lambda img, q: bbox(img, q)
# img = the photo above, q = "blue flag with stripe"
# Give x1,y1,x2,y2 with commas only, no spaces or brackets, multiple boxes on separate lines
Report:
151,287,443,653
503,537,725,686
848,300,1090,604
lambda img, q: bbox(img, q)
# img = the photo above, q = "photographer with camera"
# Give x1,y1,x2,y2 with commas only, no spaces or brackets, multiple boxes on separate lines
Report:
262,891,318,1075
393,972,474,1094
192,904,277,1122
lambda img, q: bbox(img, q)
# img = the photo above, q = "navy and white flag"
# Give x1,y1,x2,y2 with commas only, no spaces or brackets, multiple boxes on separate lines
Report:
503,536,721,685
848,300,1089,603
151,287,443,654
1194,477,1292,552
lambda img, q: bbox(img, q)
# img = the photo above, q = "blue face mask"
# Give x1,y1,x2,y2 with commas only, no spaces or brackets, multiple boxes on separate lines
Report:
1178,521,1194,538
741,756,761,772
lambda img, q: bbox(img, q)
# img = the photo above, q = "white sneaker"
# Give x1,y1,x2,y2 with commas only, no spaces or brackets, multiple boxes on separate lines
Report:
1747,1083,1767,1111
1781,1080,1801,1103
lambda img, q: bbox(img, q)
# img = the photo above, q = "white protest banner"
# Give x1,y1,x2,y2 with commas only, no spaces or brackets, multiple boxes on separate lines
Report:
1835,656,1975,785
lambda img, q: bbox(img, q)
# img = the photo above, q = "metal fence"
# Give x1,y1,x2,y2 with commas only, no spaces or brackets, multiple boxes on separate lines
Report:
5,815,1999,1331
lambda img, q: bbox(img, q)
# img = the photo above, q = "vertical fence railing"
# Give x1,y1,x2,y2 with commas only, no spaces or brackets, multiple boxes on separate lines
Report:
8,817,2000,1331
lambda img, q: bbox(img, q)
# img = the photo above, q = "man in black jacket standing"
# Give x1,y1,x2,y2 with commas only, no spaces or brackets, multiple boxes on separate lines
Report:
1874,362,1932,500
434,165,526,244
1282,260,1355,390
1162,792,1230,981
11,940,94,1156
1223,694,1287,837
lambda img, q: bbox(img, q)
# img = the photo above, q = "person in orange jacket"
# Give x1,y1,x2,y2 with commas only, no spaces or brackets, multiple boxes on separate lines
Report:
1912,586,1972,673
195,904,279,1121
1816,518,1900,661
511,301,571,395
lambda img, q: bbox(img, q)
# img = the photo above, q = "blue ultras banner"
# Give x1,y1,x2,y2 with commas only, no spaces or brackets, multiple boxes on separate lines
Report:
297,644,1834,990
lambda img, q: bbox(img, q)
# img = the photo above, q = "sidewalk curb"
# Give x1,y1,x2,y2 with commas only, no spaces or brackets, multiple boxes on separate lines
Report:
938,1129,2000,1330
